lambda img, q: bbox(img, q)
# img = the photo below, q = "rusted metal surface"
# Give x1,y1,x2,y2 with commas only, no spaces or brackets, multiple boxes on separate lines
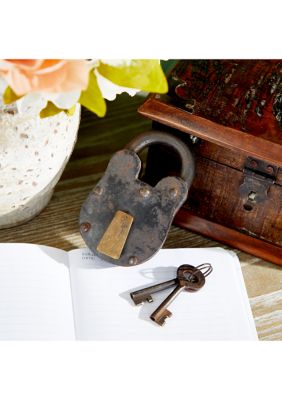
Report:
79,131,195,266
125,130,195,184
130,278,177,305
239,157,278,210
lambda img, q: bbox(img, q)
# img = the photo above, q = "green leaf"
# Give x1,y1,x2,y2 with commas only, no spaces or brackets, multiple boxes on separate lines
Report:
40,101,76,118
66,104,76,116
40,101,63,118
161,60,178,76
97,60,168,93
79,70,106,117
3,86,22,104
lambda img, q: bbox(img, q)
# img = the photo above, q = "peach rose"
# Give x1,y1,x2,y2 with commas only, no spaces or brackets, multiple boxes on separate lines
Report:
0,59,90,96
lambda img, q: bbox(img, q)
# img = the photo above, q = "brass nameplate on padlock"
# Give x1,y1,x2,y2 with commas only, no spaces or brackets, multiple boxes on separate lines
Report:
97,210,134,259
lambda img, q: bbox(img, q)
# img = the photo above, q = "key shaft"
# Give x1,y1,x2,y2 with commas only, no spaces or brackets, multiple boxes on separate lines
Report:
130,278,177,305
150,284,185,326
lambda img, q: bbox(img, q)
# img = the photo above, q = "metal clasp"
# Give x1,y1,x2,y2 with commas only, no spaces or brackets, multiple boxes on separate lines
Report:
239,157,277,210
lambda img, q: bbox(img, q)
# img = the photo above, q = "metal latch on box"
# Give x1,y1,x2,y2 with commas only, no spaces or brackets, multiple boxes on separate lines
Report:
239,157,278,206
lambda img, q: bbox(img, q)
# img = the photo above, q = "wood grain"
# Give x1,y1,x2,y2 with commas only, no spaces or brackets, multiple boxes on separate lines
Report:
139,96,282,168
168,60,282,142
174,210,282,266
0,93,281,340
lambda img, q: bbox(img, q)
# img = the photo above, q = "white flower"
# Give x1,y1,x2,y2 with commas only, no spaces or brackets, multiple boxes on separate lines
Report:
16,93,47,114
0,77,7,94
16,91,81,115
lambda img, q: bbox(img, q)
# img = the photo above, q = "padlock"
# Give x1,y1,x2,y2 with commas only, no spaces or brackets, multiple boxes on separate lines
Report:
79,131,195,266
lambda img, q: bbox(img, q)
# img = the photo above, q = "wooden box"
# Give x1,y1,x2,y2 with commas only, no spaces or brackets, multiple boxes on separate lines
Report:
138,60,282,266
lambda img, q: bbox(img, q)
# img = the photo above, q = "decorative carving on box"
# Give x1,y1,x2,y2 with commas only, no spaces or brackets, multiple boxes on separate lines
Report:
168,60,282,134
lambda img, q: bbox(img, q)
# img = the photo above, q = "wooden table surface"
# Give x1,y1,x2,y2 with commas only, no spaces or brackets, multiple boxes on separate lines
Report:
1,94,281,340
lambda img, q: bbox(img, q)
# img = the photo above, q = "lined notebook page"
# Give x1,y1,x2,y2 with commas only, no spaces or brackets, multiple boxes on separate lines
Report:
69,247,258,340
0,244,75,340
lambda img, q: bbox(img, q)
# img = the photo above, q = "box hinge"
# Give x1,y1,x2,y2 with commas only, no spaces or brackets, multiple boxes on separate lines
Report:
239,157,277,210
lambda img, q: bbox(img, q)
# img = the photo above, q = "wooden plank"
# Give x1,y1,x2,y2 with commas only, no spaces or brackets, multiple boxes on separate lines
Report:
174,209,282,266
139,96,282,167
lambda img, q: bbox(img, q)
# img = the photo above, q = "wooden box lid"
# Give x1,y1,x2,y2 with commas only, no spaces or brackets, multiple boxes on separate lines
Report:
139,60,282,167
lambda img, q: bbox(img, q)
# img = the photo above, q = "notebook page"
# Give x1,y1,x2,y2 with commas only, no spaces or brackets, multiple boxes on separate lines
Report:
227,250,258,339
69,247,258,340
0,244,75,340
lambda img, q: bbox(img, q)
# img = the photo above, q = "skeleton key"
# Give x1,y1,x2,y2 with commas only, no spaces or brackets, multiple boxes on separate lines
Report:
150,265,207,326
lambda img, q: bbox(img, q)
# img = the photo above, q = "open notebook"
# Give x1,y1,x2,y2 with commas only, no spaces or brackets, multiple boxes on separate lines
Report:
0,244,257,340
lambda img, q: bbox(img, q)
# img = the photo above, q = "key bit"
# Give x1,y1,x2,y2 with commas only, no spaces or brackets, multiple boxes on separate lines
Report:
151,309,172,326
144,295,153,304
131,294,153,306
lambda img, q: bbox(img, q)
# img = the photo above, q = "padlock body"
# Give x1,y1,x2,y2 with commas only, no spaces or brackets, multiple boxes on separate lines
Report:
79,149,189,266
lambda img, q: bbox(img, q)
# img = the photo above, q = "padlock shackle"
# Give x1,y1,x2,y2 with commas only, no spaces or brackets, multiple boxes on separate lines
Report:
125,130,195,186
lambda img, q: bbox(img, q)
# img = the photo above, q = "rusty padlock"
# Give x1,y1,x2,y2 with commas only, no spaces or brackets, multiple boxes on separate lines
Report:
79,131,195,266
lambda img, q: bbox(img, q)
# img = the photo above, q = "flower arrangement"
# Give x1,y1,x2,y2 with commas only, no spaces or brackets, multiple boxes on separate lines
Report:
0,59,168,117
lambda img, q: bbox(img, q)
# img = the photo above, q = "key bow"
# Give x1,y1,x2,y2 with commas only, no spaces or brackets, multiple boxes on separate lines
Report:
177,264,205,291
